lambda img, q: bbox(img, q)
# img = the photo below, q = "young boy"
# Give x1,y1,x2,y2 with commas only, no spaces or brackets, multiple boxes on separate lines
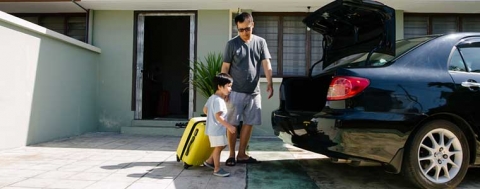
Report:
203,73,236,177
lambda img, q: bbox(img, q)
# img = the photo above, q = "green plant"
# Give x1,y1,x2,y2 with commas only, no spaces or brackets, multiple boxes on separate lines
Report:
185,52,223,98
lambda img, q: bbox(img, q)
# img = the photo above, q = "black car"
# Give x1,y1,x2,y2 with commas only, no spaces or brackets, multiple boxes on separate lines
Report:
271,0,480,188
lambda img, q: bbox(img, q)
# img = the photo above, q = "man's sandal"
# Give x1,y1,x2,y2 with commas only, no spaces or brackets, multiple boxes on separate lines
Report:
236,156,260,164
226,157,236,166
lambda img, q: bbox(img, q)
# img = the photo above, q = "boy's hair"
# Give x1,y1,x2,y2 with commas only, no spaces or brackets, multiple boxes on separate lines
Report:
213,73,233,90
234,12,253,25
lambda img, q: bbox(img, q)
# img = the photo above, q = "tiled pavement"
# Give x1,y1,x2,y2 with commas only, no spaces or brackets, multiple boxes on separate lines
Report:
0,132,251,189
2,132,480,189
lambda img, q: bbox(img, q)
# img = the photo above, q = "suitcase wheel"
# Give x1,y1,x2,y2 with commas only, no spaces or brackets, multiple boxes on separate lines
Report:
183,163,192,169
176,155,180,162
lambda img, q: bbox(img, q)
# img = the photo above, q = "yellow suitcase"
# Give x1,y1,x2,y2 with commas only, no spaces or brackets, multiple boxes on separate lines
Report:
176,117,214,169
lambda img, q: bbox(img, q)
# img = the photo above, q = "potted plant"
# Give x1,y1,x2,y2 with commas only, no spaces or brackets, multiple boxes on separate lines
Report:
185,52,223,99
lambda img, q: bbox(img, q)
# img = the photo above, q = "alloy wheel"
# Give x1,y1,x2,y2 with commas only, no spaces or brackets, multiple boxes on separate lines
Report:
417,128,463,184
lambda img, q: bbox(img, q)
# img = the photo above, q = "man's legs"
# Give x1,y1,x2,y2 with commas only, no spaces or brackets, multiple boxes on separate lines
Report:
237,124,253,160
236,93,261,162
225,91,260,164
227,129,237,159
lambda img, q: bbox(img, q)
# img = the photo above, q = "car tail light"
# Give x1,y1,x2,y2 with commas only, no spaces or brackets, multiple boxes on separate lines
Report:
327,76,370,101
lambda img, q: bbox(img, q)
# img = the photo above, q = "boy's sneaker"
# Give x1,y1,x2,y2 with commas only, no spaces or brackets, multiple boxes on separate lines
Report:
213,168,230,177
203,161,214,169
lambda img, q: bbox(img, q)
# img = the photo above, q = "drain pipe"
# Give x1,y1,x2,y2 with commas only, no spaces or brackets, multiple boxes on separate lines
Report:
71,0,88,12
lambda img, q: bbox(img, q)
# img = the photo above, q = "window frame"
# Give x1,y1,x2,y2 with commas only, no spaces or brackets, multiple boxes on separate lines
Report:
13,12,89,43
456,38,480,73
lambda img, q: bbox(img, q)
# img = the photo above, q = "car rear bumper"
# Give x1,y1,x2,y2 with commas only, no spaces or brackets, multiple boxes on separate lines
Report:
272,110,410,164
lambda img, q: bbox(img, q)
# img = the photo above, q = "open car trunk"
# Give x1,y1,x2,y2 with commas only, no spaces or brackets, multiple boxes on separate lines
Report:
272,73,334,137
272,0,398,162
281,74,332,113
279,0,395,114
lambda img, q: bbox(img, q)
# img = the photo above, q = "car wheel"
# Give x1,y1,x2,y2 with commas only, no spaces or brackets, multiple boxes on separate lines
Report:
403,120,469,189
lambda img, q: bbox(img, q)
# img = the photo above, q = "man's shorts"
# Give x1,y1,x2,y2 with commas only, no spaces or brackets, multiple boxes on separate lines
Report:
209,135,228,147
226,91,262,126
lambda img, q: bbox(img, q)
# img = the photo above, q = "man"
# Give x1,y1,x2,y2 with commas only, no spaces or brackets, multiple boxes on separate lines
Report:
221,12,274,166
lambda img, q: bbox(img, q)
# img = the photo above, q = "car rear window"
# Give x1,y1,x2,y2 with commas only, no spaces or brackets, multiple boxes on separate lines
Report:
325,36,434,70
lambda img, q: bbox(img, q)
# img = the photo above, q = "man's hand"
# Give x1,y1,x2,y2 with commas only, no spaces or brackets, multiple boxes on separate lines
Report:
261,59,274,99
267,83,274,99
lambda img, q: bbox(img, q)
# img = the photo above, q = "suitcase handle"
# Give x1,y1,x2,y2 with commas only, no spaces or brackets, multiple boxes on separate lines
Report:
185,128,199,156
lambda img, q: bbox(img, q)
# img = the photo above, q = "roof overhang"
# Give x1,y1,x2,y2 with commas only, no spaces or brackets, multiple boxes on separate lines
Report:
1,0,480,13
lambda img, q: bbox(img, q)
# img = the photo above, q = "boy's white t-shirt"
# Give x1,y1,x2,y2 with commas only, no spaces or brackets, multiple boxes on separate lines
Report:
204,94,228,136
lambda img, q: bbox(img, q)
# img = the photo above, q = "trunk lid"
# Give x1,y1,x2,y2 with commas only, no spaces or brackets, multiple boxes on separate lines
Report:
303,0,396,69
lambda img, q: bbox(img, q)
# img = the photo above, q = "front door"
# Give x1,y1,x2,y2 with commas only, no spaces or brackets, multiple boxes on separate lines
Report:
134,12,196,120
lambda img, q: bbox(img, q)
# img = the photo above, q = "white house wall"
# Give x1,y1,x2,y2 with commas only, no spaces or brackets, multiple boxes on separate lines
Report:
0,12,100,150
92,10,136,131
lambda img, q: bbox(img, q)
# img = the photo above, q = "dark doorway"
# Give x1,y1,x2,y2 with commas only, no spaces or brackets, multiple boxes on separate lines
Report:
142,16,190,120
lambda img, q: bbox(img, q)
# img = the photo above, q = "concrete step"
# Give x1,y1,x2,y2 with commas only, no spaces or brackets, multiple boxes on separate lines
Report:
121,119,191,136
121,126,186,136
131,119,189,127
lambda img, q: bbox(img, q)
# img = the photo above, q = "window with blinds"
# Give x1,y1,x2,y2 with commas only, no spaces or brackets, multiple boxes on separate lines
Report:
404,14,480,39
282,16,306,76
404,16,428,39
67,16,87,42
462,17,480,32
251,13,323,77
432,17,457,35
252,15,280,76
14,13,87,42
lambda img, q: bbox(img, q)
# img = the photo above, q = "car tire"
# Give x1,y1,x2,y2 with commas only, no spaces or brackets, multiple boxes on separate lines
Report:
403,120,470,189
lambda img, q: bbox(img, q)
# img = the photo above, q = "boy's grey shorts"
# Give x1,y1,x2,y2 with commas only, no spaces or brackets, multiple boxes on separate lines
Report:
226,91,262,126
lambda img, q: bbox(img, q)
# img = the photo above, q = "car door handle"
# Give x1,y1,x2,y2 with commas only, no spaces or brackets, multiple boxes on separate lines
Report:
461,82,480,88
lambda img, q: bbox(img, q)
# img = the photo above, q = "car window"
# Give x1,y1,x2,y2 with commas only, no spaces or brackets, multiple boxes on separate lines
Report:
458,46,480,73
448,48,467,72
322,36,434,71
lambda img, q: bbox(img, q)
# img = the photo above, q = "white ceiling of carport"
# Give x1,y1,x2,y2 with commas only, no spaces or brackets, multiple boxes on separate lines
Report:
0,0,480,13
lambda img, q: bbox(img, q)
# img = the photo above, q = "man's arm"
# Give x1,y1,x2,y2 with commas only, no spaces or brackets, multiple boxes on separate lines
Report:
221,62,230,74
262,59,274,99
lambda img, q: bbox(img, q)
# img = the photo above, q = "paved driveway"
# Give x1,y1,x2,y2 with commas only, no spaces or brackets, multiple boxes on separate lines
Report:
247,138,480,189
0,133,246,189
1,132,480,189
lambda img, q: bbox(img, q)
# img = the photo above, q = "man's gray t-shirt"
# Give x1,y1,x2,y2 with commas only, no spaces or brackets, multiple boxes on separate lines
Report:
223,35,271,94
